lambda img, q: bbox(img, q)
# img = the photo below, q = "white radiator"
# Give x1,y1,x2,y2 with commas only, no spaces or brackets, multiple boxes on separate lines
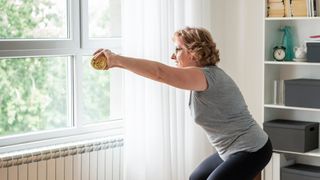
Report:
0,137,124,180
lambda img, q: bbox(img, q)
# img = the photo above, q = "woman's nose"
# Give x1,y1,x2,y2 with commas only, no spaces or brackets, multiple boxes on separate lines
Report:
171,53,176,60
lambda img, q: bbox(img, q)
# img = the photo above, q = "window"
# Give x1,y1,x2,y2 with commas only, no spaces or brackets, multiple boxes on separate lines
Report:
0,0,68,39
0,56,70,136
0,0,123,150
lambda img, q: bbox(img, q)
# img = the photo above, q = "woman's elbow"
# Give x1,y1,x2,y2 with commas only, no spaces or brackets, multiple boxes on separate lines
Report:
156,66,167,83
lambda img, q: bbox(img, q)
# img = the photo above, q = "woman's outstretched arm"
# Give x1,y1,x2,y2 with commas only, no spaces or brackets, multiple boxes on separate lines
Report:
93,49,208,91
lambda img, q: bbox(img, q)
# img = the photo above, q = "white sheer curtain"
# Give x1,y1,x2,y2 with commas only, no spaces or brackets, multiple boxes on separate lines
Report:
122,0,214,179
210,0,264,124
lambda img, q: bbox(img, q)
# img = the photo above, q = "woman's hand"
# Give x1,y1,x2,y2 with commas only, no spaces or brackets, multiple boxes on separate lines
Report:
92,49,117,70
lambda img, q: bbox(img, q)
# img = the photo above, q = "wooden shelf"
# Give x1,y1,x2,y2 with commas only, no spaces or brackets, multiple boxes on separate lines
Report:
264,104,320,112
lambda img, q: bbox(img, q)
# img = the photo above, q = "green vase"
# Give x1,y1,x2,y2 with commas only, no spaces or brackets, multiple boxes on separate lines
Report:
280,26,294,61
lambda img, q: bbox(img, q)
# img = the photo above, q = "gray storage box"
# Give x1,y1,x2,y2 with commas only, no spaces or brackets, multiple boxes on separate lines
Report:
285,79,320,108
282,164,320,180
307,42,320,62
263,119,319,152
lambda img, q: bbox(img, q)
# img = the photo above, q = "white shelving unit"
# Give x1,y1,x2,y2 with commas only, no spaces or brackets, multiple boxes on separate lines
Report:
263,1,320,180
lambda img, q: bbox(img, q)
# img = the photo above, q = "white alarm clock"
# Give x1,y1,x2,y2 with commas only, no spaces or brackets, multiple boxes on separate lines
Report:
273,46,286,61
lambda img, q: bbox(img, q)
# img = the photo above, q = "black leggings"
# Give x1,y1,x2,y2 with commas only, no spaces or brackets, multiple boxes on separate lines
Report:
189,139,272,180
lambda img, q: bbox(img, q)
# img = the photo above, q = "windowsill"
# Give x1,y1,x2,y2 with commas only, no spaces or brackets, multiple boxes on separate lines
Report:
0,120,124,154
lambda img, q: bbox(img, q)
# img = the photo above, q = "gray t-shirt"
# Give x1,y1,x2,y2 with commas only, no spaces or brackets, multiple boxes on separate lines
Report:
189,66,268,160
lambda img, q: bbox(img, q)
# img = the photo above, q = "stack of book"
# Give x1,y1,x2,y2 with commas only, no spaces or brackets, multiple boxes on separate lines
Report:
309,35,320,41
268,0,285,17
291,0,308,16
267,0,320,17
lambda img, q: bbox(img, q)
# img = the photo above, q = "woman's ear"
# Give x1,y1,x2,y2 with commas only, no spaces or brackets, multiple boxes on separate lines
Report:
190,53,202,66
190,52,198,61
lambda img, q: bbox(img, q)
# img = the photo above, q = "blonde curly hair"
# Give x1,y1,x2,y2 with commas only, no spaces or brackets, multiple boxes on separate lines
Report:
173,27,220,66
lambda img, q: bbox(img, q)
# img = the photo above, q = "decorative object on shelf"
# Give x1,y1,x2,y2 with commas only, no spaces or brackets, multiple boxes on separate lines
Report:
292,58,307,62
293,45,307,62
273,46,286,61
280,26,294,61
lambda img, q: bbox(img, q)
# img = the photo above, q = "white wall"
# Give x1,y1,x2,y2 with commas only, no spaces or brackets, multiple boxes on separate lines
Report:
211,0,264,125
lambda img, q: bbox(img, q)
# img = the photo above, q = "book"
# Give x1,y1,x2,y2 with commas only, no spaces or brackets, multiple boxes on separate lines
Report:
310,0,315,16
317,0,320,16
269,2,286,8
268,2,285,17
291,0,308,16
308,35,320,41
284,0,292,16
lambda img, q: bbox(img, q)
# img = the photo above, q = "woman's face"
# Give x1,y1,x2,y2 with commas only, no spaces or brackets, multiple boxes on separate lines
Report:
171,37,197,67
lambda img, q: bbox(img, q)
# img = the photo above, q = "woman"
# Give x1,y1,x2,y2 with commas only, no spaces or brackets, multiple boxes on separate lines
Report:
93,27,272,180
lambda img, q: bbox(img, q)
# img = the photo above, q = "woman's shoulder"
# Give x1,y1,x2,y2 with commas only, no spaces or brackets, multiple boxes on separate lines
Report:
199,65,222,86
202,65,220,70
202,65,224,75
201,65,234,83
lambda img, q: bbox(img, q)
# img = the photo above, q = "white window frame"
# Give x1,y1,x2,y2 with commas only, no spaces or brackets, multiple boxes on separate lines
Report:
0,0,123,154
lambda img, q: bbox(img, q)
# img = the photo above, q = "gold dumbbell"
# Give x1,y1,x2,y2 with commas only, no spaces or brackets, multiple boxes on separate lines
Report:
91,54,108,70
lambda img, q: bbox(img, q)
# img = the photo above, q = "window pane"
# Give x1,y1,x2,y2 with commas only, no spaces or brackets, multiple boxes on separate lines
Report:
88,0,121,38
0,0,68,39
81,56,110,124
0,57,70,136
